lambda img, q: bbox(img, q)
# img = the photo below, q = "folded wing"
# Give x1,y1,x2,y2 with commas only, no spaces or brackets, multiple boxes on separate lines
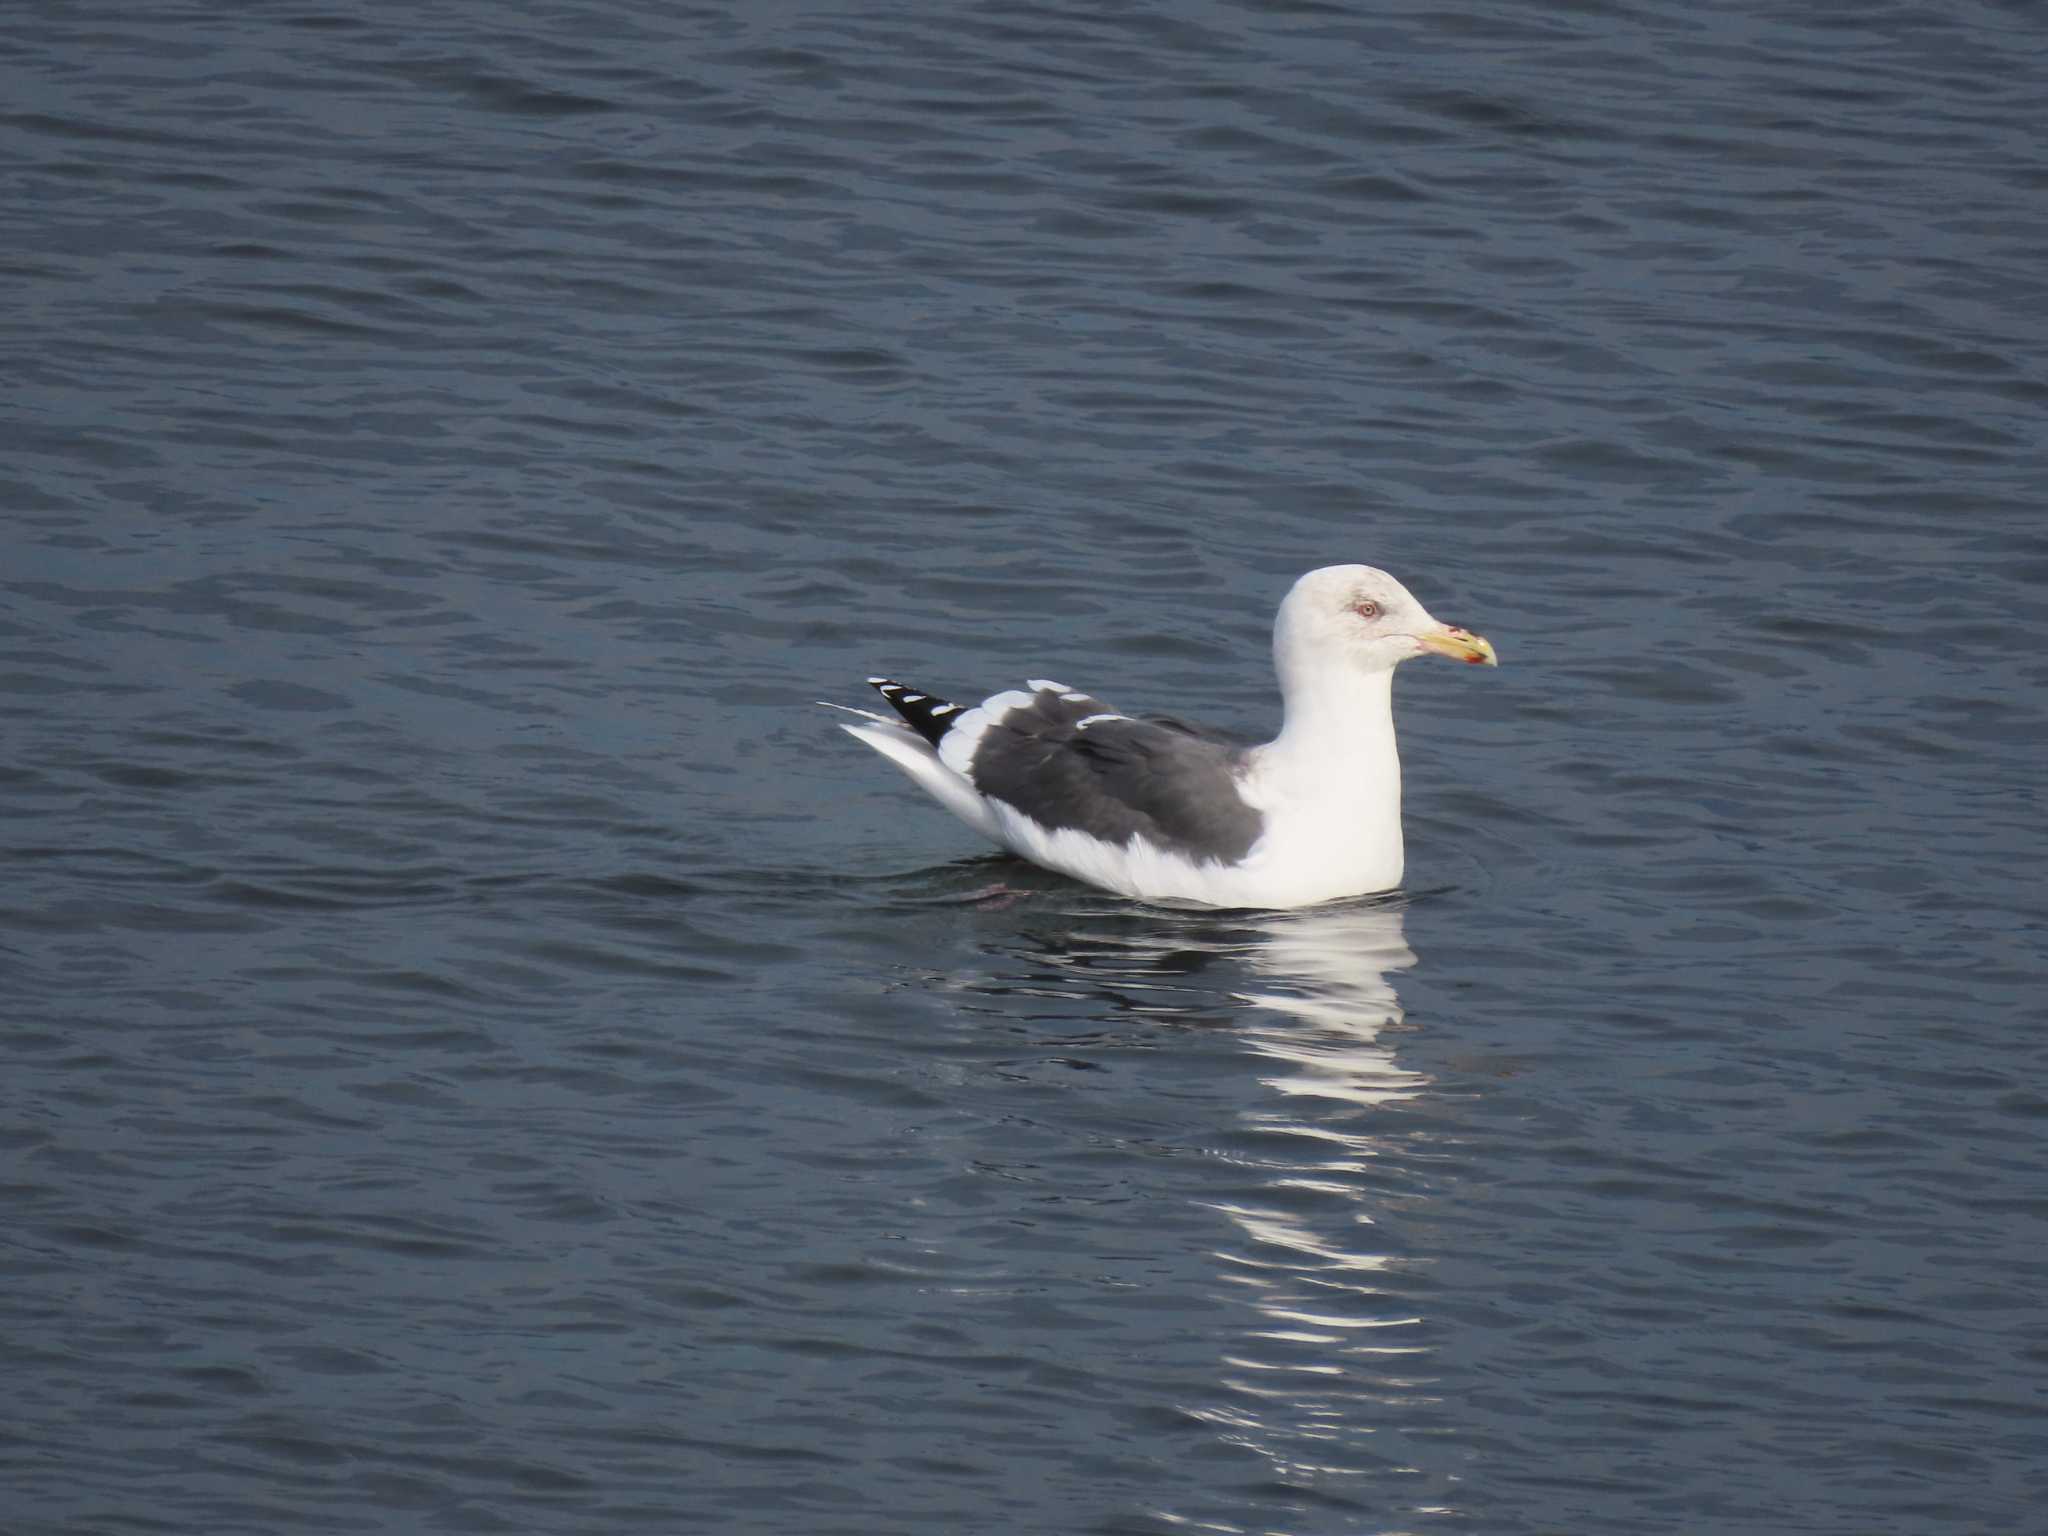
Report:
939,682,1263,866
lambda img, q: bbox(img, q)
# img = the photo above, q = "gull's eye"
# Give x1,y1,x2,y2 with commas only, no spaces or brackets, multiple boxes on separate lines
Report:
1353,599,1382,620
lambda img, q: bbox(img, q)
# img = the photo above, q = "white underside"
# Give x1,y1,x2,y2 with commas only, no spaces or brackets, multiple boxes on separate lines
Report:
837,720,1003,843
839,718,1404,909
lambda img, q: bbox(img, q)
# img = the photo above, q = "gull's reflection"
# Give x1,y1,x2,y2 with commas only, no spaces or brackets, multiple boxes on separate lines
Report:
1232,897,1423,1110
1137,901,1426,1452
978,888,1441,1507
946,886,1444,1505
1189,899,1445,1499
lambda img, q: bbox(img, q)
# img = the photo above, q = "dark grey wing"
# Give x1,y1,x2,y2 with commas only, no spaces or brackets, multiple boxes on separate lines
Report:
961,687,1262,865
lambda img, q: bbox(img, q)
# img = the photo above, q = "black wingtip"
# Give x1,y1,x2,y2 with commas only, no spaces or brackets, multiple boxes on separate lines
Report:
867,677,963,749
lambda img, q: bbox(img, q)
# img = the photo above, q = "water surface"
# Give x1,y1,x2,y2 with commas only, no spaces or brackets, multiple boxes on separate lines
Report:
5,2,2047,1532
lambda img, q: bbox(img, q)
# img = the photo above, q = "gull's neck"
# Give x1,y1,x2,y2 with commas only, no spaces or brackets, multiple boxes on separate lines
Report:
1243,648,1406,897
1262,652,1401,785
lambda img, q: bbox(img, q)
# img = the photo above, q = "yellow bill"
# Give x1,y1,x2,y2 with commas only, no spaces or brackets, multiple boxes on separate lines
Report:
1418,624,1499,667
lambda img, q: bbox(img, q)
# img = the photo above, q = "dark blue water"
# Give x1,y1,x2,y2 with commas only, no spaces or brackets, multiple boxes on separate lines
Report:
6,3,2046,1532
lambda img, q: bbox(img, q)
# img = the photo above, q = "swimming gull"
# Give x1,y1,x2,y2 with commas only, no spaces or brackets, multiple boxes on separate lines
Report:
827,564,1497,908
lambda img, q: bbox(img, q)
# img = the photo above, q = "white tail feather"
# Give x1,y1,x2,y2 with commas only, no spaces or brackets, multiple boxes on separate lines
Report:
816,699,895,726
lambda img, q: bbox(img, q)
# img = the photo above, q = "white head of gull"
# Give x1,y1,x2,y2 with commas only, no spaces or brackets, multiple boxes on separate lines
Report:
828,564,1496,909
